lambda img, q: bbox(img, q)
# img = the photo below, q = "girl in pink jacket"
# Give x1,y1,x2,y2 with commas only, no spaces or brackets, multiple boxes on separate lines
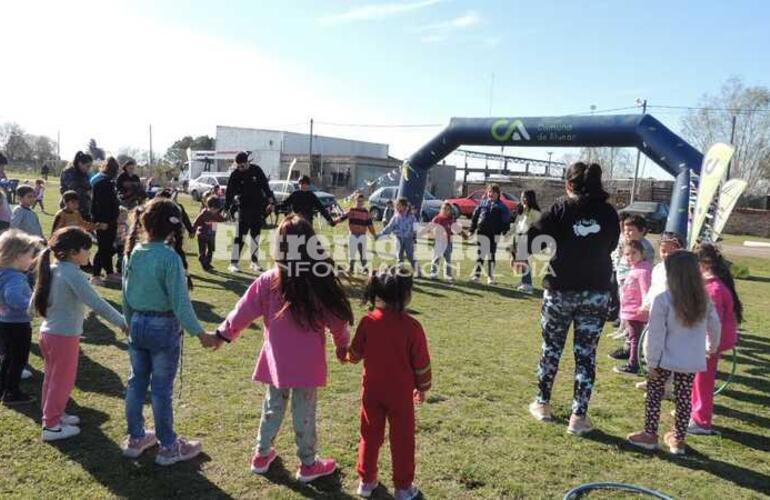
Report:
690,243,743,435
213,215,354,483
614,240,652,375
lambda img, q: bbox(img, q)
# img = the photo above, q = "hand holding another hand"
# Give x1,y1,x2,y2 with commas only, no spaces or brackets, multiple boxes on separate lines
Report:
413,389,426,405
335,345,348,364
199,332,223,351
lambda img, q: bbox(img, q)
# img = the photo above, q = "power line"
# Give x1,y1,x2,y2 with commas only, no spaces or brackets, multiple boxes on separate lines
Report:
315,120,444,128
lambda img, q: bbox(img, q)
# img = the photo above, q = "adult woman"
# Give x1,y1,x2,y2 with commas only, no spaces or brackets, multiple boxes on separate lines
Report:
90,157,121,284
60,152,93,220
115,159,144,208
512,190,541,293
526,162,620,434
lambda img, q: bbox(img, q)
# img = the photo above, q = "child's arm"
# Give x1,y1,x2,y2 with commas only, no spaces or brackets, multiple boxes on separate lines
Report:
379,214,397,237
638,268,652,302
410,323,432,394
217,274,267,342
325,312,350,363
67,267,127,331
705,300,722,354
166,254,205,337
3,278,32,314
347,318,367,364
51,212,63,234
644,294,667,369
192,211,206,232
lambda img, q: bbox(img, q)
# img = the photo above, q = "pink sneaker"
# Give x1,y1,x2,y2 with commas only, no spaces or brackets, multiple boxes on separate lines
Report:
122,431,158,458
250,448,277,474
627,430,659,450
296,457,337,483
155,437,202,466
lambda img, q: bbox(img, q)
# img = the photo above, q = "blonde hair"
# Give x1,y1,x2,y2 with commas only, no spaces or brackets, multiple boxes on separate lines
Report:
0,230,42,268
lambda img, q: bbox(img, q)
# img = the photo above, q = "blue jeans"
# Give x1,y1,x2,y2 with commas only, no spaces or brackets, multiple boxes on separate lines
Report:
396,236,416,269
125,313,181,448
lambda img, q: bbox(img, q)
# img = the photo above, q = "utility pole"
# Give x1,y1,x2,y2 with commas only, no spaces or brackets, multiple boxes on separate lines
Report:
630,99,647,203
546,151,553,177
308,118,314,181
56,130,61,160
727,114,737,179
149,124,154,166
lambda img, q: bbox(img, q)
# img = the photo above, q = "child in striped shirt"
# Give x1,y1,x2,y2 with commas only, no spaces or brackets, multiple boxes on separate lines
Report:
336,193,376,274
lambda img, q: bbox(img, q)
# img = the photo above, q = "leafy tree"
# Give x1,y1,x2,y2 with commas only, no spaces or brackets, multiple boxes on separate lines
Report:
5,127,33,161
31,135,57,162
88,138,106,161
165,135,215,163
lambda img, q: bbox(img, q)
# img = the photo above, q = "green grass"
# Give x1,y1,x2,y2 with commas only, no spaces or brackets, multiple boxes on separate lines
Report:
1,174,770,499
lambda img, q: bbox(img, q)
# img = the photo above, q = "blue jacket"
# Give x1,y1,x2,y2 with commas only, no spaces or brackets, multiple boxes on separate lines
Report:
470,199,511,236
0,268,33,323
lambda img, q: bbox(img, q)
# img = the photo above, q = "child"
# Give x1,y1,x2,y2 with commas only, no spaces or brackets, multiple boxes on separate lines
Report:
213,215,353,482
32,179,46,212
115,207,129,274
0,230,41,405
428,202,463,281
627,251,720,455
689,243,743,435
469,184,511,285
10,185,44,238
121,198,215,465
31,227,127,441
511,190,541,293
348,266,431,499
192,196,226,271
613,240,652,375
0,189,11,232
378,198,419,276
382,200,395,224
51,191,105,234
623,215,655,265
335,193,376,274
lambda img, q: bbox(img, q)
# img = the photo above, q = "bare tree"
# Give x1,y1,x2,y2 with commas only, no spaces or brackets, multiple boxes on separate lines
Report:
578,147,634,179
681,77,770,192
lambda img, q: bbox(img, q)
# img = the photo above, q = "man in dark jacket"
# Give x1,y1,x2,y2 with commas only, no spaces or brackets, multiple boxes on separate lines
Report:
224,151,275,273
277,175,336,226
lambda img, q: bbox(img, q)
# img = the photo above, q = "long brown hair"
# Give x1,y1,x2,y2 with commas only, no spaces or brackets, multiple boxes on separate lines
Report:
696,242,744,323
32,227,93,317
273,214,353,329
665,251,708,327
566,162,609,204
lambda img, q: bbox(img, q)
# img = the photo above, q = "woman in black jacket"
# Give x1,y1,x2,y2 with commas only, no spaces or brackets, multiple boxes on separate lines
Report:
116,159,145,208
525,162,620,435
90,157,121,284
60,151,93,219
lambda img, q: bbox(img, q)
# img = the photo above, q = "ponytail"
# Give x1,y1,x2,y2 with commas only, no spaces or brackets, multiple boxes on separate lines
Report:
125,207,143,256
170,223,193,290
32,247,53,317
696,243,744,323
566,162,609,204
72,151,93,170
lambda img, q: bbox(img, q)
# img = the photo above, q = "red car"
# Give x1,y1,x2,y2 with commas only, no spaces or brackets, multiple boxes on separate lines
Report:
446,190,519,218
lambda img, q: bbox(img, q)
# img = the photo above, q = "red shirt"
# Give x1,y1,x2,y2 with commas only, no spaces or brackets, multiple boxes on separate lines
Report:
341,207,373,235
431,213,455,241
349,308,432,395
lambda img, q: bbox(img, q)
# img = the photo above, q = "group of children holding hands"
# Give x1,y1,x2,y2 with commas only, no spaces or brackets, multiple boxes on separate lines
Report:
608,214,743,453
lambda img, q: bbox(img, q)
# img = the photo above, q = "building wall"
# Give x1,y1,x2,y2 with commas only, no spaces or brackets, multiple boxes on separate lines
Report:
426,164,456,199
215,126,283,179
282,132,388,159
724,208,770,238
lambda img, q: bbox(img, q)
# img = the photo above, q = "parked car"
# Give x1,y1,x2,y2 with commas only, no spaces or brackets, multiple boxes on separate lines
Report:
446,189,519,218
188,173,230,201
367,186,459,222
619,201,669,233
269,180,340,214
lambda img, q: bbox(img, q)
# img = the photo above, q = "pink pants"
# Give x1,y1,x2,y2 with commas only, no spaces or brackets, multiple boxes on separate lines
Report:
40,333,80,428
691,354,720,428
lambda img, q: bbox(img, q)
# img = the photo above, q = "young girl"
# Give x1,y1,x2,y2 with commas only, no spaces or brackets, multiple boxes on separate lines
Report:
689,243,742,435
627,251,720,455
33,179,46,212
512,190,541,293
121,198,214,465
32,227,127,441
378,198,419,276
427,202,463,281
613,240,652,375
348,266,431,500
0,230,41,405
469,184,510,285
213,215,353,482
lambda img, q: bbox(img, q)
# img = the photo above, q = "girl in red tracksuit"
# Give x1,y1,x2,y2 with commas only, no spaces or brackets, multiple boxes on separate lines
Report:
348,266,431,500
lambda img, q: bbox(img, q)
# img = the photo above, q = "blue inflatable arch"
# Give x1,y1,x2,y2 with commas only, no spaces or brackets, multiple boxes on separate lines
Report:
397,114,702,236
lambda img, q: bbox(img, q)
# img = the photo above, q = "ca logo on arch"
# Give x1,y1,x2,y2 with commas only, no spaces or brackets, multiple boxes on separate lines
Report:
491,119,531,142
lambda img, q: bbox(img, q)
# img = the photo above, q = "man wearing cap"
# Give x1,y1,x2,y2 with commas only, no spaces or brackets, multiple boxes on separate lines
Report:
224,152,275,273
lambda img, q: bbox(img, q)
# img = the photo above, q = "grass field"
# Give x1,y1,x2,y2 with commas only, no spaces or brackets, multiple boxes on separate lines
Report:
1,174,769,499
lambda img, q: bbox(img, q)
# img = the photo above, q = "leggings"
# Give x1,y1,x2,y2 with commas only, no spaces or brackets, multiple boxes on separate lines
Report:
645,369,695,440
93,224,117,276
473,235,497,278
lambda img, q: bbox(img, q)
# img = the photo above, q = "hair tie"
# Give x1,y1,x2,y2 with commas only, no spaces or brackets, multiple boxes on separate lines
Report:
169,216,180,225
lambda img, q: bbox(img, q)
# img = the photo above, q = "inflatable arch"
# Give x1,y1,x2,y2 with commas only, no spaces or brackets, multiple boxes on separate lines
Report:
397,114,702,237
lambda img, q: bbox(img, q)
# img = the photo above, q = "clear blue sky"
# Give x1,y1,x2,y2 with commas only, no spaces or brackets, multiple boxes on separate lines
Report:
5,0,770,178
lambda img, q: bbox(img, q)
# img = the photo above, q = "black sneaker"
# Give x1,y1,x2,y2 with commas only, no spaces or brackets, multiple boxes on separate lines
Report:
613,364,640,375
608,347,630,360
3,392,36,406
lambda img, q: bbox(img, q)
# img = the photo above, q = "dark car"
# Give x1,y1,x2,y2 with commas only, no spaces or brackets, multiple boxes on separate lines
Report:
367,186,458,222
619,201,669,233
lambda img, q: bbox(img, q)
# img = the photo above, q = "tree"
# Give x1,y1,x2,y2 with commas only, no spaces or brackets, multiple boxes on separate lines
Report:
31,135,57,163
4,126,33,162
578,147,634,179
165,135,215,163
88,138,106,161
681,77,770,193
0,152,7,166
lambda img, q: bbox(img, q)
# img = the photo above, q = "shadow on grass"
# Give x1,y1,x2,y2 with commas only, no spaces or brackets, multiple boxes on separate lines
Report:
261,456,357,499
714,403,770,428
81,304,128,351
740,275,770,283
448,280,531,300
720,372,770,394
8,401,233,499
583,430,770,496
412,278,483,297
738,332,770,345
28,344,125,400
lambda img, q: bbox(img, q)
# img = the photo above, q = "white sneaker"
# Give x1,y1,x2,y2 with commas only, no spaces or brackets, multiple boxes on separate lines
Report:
61,413,80,425
487,277,496,285
516,284,533,294
249,262,264,273
687,420,720,436
428,272,438,279
227,264,240,273
357,480,379,498
42,424,80,442
445,275,454,283
528,401,553,422
21,368,33,380
470,275,479,282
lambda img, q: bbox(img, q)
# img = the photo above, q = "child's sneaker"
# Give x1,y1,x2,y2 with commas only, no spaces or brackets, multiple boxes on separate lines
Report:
516,284,534,294
487,277,496,285
122,431,159,458
469,275,480,282
528,401,553,422
228,264,240,273
612,364,640,376
627,431,658,450
664,431,686,455
155,437,202,466
61,413,80,425
21,368,33,380
250,448,277,474
687,420,720,436
395,486,422,500
445,275,454,283
608,347,630,360
250,262,264,273
90,276,106,286
635,380,647,391
357,480,379,498
296,457,337,483
567,414,594,435
42,423,80,442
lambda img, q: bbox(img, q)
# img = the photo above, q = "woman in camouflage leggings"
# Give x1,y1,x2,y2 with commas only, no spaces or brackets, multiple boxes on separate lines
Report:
525,162,620,434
